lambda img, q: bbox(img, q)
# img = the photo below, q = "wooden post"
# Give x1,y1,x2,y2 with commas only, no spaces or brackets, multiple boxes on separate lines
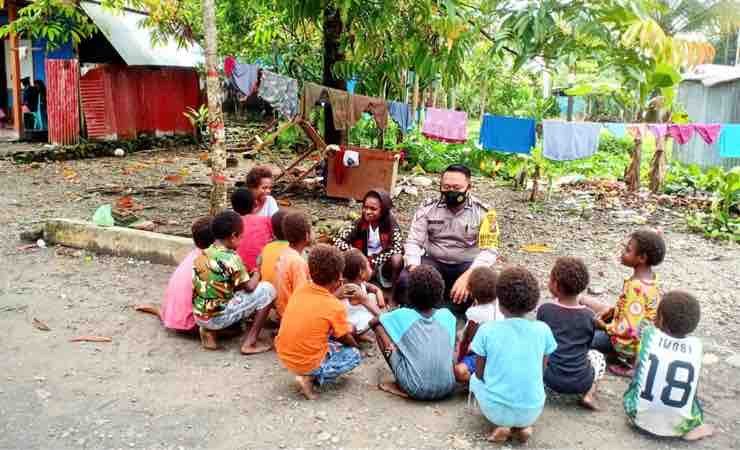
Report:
8,2,23,139
649,136,667,193
411,74,419,123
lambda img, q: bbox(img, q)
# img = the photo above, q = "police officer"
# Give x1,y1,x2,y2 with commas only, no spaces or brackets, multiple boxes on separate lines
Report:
397,164,499,313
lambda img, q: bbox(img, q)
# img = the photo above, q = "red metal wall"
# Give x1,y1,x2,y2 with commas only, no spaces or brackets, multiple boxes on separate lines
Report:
80,65,200,141
46,59,81,145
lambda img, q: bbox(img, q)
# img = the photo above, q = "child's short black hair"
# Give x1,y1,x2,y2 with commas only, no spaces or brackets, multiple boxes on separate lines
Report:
282,211,311,245
246,165,273,188
230,188,255,215
658,290,700,337
343,248,367,282
191,216,214,250
496,266,540,315
271,209,288,240
211,210,243,240
631,229,666,266
551,257,590,297
408,265,445,310
468,267,497,304
308,244,344,287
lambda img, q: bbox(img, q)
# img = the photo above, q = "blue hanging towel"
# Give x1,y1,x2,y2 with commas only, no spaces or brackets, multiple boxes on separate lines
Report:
605,123,627,138
719,124,740,158
388,101,414,132
479,114,536,154
543,120,603,161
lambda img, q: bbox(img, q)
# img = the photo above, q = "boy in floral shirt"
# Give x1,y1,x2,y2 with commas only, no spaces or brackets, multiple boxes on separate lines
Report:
193,210,276,354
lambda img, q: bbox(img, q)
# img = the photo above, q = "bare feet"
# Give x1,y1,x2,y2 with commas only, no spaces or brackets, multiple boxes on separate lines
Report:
512,426,533,443
683,424,714,441
486,427,511,443
378,381,410,398
240,339,272,355
199,327,220,350
134,304,161,318
580,384,600,411
295,375,318,400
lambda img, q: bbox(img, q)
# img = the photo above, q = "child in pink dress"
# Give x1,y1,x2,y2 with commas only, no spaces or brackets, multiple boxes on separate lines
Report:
159,217,215,331
232,188,274,272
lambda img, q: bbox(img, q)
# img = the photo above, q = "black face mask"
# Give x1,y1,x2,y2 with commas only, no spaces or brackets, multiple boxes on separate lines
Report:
441,190,467,208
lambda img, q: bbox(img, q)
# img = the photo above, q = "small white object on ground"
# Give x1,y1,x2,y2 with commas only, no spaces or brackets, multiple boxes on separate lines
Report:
36,239,46,248
114,148,125,157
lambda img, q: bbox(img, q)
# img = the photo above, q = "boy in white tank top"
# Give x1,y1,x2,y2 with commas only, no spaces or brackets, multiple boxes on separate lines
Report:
624,290,713,441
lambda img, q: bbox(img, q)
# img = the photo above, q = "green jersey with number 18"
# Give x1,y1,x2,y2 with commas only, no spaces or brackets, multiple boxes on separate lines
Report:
624,325,704,437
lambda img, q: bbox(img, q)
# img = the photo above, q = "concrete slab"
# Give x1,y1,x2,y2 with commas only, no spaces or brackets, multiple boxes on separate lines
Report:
44,219,191,266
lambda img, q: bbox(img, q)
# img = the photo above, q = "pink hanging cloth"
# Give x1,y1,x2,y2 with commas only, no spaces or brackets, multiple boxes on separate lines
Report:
160,248,200,331
667,124,695,145
647,124,668,140
693,124,722,145
422,107,468,143
224,56,237,78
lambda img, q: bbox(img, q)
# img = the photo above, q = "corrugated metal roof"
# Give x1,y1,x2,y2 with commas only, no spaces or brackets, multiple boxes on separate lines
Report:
80,1,204,68
682,64,740,87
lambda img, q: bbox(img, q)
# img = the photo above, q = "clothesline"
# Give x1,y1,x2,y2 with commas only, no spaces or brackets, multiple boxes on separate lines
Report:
223,57,739,159
479,115,740,161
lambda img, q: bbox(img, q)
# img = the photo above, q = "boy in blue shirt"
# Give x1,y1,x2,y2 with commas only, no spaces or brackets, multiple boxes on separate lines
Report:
370,265,457,401
470,266,556,443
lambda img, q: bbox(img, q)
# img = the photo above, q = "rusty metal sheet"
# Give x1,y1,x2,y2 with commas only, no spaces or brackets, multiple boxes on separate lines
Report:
46,59,80,145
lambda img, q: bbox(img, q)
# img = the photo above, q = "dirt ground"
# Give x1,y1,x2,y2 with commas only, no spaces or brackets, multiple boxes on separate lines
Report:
1,144,739,450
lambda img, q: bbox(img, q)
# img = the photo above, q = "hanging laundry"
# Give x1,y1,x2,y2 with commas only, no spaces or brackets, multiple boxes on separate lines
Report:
479,114,535,154
343,150,360,167
334,146,347,184
300,82,351,130
422,107,467,143
718,124,740,158
388,101,413,132
542,120,602,161
667,124,695,145
605,123,627,138
693,123,722,145
647,124,668,140
224,56,237,78
257,70,299,119
350,94,388,129
231,63,259,97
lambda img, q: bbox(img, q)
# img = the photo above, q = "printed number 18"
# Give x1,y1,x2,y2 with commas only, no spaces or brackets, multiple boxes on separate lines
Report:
639,354,695,408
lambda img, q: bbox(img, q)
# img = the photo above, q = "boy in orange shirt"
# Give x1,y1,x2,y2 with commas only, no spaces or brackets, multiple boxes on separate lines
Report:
276,244,364,400
274,212,312,317
257,209,290,288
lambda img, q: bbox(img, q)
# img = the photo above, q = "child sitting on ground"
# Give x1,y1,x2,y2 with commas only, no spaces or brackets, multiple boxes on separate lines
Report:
469,266,556,444
192,210,276,354
135,216,214,332
454,266,502,383
624,290,712,441
537,257,605,410
257,209,290,289
274,211,312,317
370,265,457,401
232,188,273,273
342,249,384,336
275,244,362,400
584,229,665,377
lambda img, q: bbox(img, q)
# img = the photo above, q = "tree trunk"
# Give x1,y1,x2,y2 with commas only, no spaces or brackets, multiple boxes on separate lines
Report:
202,0,227,215
624,135,642,192
411,74,419,121
479,88,486,122
322,6,346,145
649,137,667,193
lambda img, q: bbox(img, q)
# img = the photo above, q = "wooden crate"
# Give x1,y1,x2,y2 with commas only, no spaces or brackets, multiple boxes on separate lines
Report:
326,146,400,201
